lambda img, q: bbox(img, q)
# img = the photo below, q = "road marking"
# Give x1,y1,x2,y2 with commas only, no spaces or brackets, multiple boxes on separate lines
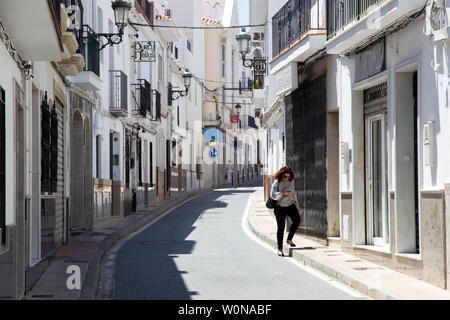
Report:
240,191,370,300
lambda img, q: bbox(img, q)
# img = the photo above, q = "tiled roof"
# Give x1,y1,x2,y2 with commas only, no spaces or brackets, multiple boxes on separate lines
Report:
201,16,222,25
156,15,172,21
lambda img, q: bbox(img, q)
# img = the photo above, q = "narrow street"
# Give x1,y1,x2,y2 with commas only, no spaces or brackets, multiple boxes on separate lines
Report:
105,181,359,300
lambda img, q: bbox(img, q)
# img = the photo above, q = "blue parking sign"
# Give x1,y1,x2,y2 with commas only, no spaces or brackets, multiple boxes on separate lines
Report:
209,148,218,159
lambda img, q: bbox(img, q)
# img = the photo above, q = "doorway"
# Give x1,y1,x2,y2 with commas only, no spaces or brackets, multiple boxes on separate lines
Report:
364,83,389,247
70,111,85,230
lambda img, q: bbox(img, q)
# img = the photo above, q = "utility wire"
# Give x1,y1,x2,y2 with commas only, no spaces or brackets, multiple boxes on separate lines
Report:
193,75,252,85
203,100,255,105
204,89,253,99
130,22,267,30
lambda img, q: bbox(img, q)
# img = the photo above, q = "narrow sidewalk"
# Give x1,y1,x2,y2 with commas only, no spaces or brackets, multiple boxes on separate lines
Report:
24,178,261,300
247,187,450,300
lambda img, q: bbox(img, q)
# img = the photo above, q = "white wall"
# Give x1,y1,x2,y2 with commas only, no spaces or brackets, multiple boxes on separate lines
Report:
0,41,22,226
339,17,450,193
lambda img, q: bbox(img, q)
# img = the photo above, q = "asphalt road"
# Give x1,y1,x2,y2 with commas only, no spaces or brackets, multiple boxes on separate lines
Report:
113,181,358,300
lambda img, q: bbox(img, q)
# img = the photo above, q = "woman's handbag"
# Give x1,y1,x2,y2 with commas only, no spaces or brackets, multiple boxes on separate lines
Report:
265,196,278,209
266,182,279,209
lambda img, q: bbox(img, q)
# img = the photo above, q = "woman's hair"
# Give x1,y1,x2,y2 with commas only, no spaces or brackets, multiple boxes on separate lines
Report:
274,166,294,182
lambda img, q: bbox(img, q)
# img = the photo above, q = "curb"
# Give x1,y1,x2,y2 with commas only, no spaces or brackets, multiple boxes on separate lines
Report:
80,178,262,300
245,193,402,301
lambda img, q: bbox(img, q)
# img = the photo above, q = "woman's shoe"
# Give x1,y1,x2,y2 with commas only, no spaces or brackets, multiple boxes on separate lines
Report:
286,240,296,247
277,249,284,257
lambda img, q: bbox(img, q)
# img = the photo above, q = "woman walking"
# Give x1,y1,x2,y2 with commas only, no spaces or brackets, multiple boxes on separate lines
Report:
270,166,301,256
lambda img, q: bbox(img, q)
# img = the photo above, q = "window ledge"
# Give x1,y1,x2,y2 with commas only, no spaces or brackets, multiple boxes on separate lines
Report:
395,253,423,261
352,244,391,255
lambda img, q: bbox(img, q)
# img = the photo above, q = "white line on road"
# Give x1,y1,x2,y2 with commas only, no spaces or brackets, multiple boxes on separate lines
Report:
240,191,370,300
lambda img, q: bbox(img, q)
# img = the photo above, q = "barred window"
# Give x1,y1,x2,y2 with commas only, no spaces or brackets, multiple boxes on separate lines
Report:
41,92,58,193
0,87,5,244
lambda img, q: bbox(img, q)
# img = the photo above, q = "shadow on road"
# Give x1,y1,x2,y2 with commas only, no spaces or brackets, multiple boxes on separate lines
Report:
115,182,261,300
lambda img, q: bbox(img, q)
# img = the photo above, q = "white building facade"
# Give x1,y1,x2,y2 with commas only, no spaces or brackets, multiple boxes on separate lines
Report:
328,0,450,289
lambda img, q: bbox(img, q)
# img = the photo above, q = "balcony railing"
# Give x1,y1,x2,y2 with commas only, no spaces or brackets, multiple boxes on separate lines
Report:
272,0,326,58
132,79,152,117
240,115,258,129
53,0,84,43
239,77,253,93
327,0,382,39
81,25,100,76
51,0,62,28
109,70,128,115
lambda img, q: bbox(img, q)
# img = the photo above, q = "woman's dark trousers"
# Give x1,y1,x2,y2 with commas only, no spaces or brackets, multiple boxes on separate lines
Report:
274,204,300,250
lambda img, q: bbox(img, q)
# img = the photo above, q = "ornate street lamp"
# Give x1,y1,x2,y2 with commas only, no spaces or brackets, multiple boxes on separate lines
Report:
86,0,132,51
132,122,145,137
236,32,267,74
236,33,251,57
234,103,242,129
234,103,242,115
112,0,132,30
168,72,193,105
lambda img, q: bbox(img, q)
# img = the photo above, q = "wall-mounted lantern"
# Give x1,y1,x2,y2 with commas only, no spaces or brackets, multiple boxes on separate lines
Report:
86,0,132,51
168,72,193,105
236,32,267,75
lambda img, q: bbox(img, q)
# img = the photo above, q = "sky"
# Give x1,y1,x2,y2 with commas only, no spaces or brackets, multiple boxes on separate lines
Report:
238,0,249,27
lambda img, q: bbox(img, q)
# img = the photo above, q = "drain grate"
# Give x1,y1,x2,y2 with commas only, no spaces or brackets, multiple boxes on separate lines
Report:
346,259,363,263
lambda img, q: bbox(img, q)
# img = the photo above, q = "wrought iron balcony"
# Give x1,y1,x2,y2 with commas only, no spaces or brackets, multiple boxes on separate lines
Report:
271,0,327,58
132,79,152,117
240,115,258,129
80,25,100,77
109,70,128,116
51,0,62,28
327,0,382,39
239,77,253,93
52,0,84,46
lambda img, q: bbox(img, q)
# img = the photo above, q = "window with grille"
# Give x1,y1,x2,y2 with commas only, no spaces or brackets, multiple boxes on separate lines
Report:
50,105,58,193
41,92,59,193
221,41,226,77
138,138,142,187
125,131,130,188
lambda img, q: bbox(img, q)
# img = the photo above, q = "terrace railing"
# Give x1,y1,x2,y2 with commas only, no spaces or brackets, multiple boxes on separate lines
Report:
272,0,326,58
327,0,383,39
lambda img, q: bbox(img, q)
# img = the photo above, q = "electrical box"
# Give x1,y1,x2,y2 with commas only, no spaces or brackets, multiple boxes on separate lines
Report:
424,121,436,167
340,142,350,175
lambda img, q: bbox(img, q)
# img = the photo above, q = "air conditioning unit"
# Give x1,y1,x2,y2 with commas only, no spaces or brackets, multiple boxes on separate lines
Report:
425,0,450,41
